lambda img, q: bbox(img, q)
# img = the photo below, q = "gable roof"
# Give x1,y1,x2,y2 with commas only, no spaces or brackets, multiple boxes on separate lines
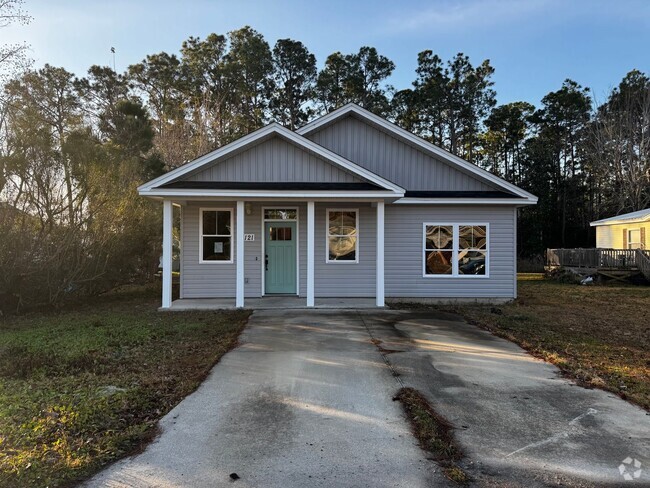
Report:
590,208,650,227
138,122,405,196
297,103,537,204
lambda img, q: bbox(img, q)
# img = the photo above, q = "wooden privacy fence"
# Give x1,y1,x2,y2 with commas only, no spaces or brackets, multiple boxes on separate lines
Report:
546,248,650,280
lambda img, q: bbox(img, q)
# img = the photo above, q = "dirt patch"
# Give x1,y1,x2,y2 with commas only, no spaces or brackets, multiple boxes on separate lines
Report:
394,387,469,484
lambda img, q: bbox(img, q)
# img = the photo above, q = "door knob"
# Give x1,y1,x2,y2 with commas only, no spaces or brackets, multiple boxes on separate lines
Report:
265,254,269,271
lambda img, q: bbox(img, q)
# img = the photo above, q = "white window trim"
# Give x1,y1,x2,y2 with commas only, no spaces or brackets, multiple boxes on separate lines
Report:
261,206,300,296
628,228,641,249
326,208,359,264
422,223,490,278
199,207,234,264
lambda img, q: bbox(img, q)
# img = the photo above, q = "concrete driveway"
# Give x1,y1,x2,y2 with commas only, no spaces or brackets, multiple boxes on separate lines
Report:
83,310,447,488
84,309,650,487
364,310,650,487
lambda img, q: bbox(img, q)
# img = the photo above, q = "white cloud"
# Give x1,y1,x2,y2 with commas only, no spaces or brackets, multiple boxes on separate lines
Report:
385,0,556,33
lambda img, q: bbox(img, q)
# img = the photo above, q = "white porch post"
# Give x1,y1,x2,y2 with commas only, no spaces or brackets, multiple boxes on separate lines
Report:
307,201,315,307
236,200,245,308
376,200,385,307
161,199,173,309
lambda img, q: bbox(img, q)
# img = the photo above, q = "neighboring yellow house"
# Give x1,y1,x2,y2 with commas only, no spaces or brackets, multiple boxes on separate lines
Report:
590,208,649,249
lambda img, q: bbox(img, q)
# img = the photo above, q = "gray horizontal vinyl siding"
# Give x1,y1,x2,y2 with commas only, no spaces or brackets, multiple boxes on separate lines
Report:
182,201,237,298
307,115,495,192
314,202,376,297
181,201,516,300
182,201,307,299
187,135,362,183
385,205,516,298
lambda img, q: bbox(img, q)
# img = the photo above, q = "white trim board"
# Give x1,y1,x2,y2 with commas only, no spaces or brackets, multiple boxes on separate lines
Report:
138,123,405,195
394,197,536,206
139,189,403,199
297,104,537,204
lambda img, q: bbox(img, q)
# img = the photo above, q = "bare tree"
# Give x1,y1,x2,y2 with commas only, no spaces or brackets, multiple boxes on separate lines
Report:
588,72,650,214
0,0,32,81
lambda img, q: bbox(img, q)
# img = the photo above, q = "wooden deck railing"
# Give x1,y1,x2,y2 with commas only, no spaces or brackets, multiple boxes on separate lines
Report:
546,248,649,270
636,249,650,280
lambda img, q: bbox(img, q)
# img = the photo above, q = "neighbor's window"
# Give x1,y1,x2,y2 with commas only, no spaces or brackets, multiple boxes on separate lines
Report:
424,224,488,277
628,229,641,249
200,209,232,262
327,210,358,262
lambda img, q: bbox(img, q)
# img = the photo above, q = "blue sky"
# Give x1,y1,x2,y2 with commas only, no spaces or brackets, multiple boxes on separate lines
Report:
4,0,650,106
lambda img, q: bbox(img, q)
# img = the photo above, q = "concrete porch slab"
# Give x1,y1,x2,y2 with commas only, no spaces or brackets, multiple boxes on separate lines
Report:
163,297,380,310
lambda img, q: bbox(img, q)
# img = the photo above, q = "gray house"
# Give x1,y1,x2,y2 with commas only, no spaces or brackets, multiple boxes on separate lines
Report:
138,104,537,308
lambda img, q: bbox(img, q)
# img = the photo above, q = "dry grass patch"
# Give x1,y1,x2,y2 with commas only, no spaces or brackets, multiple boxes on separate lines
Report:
441,278,650,410
0,285,250,488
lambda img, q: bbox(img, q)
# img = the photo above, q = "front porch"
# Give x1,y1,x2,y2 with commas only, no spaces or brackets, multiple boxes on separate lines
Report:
161,198,388,309
164,296,380,310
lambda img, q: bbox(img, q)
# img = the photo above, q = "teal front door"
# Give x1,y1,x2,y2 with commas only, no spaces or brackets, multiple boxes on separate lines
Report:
264,221,297,294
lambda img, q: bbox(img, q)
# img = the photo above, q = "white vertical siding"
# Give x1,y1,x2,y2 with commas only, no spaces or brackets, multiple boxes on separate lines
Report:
385,205,517,298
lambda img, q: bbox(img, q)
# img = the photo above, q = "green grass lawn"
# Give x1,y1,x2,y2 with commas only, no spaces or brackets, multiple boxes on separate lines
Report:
440,277,650,411
0,285,250,488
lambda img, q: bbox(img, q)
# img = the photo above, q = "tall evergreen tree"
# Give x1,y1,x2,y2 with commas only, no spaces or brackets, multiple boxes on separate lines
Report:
316,47,394,115
480,101,535,180
406,52,495,163
224,26,273,136
270,39,316,130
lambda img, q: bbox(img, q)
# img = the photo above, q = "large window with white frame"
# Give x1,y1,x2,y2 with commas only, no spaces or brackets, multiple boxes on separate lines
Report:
424,223,488,277
200,208,233,263
327,209,358,263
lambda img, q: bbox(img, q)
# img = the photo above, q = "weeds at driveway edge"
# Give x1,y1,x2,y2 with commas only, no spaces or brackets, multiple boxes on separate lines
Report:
394,387,469,484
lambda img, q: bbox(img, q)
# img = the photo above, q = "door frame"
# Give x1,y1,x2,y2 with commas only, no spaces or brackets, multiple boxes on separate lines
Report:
261,206,299,296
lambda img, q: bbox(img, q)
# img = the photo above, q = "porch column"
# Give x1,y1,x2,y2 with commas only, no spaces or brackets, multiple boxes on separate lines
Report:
236,200,245,308
161,199,173,309
307,201,315,306
376,200,385,307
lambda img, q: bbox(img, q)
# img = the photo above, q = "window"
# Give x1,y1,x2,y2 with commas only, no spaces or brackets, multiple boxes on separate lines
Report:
264,208,297,221
327,210,358,263
269,226,292,241
628,229,641,249
424,224,488,277
200,209,232,262
424,225,453,274
458,225,487,275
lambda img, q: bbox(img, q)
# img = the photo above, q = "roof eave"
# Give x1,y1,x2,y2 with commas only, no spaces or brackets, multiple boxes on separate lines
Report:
138,188,404,199
394,196,537,205
590,217,650,227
